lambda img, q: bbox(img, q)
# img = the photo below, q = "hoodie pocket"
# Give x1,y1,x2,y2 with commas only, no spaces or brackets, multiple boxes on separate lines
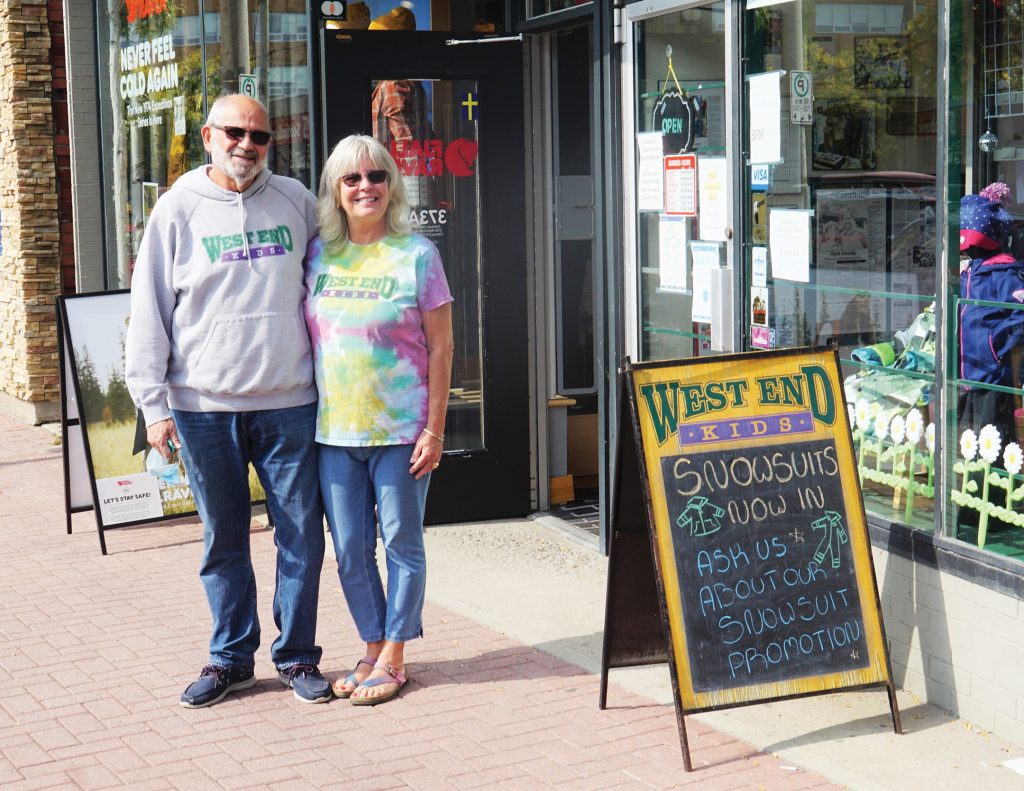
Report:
189,312,311,396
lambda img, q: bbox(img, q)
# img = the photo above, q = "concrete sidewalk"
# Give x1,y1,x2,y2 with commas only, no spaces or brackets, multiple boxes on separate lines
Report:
0,414,1018,789
424,520,1024,791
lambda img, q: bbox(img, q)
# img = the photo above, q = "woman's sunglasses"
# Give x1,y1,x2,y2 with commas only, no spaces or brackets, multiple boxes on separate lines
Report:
341,170,388,187
210,123,272,146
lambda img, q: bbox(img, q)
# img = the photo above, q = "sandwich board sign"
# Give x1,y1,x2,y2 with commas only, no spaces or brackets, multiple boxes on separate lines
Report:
56,291,268,555
600,346,900,770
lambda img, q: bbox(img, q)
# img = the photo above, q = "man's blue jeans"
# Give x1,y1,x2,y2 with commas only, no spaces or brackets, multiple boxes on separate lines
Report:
319,444,429,644
173,403,324,669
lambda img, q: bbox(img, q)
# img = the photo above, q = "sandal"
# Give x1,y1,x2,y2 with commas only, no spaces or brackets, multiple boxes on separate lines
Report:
349,661,407,706
331,655,376,699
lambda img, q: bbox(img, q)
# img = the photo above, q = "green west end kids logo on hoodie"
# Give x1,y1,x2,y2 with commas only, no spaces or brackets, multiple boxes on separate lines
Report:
201,225,295,264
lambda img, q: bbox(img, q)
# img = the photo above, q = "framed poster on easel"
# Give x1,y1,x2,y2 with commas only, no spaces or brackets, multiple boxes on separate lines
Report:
600,346,901,770
56,291,266,555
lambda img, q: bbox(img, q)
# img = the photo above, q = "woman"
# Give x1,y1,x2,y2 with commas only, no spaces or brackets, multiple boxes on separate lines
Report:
305,135,454,705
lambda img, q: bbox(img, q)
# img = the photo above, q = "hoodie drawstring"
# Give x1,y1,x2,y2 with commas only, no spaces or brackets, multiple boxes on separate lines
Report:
236,193,252,269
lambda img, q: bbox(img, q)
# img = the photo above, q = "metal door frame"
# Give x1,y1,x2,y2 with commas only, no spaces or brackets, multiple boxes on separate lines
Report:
621,0,744,360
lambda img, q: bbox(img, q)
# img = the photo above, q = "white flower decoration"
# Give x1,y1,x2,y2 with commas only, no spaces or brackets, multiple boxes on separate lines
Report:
926,423,935,453
978,424,1003,464
855,399,872,432
960,428,978,461
905,409,923,444
890,414,906,445
874,413,889,441
847,402,856,425
1004,442,1023,476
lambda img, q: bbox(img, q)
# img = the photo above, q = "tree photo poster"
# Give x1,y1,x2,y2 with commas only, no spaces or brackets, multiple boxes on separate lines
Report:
58,291,266,543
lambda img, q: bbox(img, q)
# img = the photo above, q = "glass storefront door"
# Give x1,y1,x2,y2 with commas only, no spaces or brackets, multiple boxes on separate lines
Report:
624,0,736,362
322,30,530,523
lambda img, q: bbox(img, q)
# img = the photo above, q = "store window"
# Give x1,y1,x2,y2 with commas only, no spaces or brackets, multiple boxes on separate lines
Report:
742,1,938,531
101,0,313,288
326,1,505,32
526,0,591,18
949,0,1024,561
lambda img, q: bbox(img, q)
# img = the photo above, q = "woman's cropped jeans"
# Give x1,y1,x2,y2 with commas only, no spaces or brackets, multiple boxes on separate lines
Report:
173,403,325,669
319,443,430,644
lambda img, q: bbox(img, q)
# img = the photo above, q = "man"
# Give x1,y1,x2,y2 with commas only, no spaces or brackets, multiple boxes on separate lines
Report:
125,94,330,707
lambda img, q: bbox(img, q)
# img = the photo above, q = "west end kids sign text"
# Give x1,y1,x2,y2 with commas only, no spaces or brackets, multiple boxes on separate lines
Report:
628,349,891,712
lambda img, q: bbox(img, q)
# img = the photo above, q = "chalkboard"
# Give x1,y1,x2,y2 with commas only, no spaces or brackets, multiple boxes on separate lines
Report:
623,347,897,714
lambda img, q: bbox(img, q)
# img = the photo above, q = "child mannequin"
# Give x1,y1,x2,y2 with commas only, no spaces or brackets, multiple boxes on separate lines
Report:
959,182,1024,457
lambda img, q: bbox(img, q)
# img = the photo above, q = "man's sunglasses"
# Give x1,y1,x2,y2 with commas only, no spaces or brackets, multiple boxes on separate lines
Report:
341,170,388,187
210,123,272,146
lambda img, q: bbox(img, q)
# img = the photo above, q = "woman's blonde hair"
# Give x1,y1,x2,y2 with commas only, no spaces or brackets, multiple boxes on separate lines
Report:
316,134,411,251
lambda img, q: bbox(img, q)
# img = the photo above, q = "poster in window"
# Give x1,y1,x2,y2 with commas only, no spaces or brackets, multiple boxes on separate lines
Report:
812,99,877,171
890,191,937,330
816,190,889,338
637,132,665,212
815,189,886,270
751,286,769,326
854,37,910,90
658,214,689,293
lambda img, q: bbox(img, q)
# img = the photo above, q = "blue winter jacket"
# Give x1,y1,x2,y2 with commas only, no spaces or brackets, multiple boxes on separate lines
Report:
959,255,1024,385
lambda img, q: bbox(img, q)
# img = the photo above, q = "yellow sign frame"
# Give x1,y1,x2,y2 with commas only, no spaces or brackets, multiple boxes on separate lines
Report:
626,347,895,712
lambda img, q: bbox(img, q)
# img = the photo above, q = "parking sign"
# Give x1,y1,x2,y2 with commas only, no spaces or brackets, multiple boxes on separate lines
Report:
239,73,259,100
790,71,813,125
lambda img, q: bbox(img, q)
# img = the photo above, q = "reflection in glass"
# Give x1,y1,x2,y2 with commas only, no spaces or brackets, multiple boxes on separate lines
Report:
326,1,504,33
634,4,726,362
104,0,311,288
949,0,1024,559
373,77,484,451
742,0,937,531
527,0,591,19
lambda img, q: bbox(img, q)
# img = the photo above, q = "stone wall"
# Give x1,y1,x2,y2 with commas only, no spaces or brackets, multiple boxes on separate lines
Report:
0,0,62,424
49,0,74,294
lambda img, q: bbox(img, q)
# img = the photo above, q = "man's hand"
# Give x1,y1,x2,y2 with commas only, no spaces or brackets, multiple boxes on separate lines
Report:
147,418,181,460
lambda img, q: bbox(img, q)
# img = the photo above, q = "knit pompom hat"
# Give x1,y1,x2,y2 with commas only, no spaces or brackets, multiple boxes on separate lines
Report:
960,182,1013,252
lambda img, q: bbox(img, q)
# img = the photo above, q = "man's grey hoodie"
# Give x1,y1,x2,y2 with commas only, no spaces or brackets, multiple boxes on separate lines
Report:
125,165,318,425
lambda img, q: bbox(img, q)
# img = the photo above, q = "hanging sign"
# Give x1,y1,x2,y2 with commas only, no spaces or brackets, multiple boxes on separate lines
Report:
664,154,698,216
653,87,702,154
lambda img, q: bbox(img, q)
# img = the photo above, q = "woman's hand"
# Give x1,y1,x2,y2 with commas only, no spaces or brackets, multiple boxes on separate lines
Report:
409,430,443,479
411,303,454,480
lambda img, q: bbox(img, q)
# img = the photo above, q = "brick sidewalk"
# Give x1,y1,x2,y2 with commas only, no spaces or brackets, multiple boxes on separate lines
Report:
0,416,841,790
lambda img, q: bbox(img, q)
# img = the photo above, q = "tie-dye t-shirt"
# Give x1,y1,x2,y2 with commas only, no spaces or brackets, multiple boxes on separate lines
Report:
304,233,453,446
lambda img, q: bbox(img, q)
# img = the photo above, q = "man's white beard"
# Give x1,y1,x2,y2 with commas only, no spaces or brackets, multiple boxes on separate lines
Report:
211,146,266,188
